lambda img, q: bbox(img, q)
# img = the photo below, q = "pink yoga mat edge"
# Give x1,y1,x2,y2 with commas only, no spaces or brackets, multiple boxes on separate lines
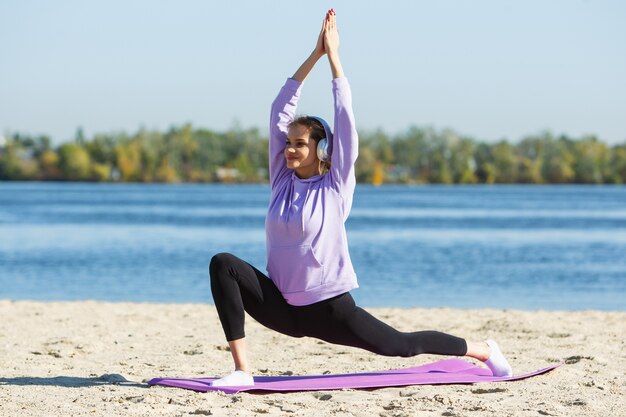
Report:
148,359,562,394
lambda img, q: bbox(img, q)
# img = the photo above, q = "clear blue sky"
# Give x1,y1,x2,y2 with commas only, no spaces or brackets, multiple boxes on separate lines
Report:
1,0,625,145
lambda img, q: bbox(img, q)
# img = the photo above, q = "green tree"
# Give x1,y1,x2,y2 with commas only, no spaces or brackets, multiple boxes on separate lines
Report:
354,146,376,183
572,136,609,183
91,163,111,181
38,150,61,180
86,134,117,165
0,142,24,179
609,144,626,184
233,153,256,181
154,155,179,183
517,136,544,183
115,141,142,182
392,127,430,182
492,141,518,183
450,137,477,184
541,137,575,183
58,143,91,180
473,143,493,183
428,151,453,184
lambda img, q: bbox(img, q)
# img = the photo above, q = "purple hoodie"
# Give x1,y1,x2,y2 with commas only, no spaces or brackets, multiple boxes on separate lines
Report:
265,77,359,306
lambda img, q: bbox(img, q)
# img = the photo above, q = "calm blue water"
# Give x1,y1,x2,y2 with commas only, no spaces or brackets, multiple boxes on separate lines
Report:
1,182,625,310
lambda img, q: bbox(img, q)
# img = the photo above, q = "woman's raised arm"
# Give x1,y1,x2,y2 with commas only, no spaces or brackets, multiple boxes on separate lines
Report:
324,10,358,207
324,10,344,79
292,14,328,82
268,12,332,188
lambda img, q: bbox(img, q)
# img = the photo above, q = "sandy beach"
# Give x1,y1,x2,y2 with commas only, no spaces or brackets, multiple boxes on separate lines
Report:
0,300,623,416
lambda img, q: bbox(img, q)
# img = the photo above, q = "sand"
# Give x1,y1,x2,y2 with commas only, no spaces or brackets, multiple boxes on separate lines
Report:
0,300,624,416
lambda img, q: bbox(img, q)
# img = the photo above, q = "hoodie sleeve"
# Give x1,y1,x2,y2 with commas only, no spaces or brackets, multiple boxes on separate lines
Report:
269,78,303,188
329,77,359,197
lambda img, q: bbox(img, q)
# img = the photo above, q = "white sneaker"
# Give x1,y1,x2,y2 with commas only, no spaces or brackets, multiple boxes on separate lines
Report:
211,370,254,387
484,339,513,377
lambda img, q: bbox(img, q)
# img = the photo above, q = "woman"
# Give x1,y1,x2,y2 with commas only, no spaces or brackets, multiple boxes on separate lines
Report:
209,9,512,387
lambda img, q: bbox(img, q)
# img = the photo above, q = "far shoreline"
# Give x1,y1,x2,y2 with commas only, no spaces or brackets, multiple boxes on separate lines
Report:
1,298,624,313
1,180,626,186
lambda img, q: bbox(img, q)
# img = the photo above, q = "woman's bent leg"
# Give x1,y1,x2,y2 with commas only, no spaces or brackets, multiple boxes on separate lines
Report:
209,252,301,341
209,252,301,386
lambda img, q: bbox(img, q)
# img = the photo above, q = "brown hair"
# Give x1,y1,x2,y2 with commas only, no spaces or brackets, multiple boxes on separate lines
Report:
288,116,331,175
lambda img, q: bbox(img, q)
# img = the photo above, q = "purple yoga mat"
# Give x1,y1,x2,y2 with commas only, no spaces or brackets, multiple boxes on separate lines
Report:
148,359,560,394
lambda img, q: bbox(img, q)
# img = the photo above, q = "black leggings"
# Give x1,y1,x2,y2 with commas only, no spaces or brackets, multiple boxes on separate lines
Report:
209,252,467,357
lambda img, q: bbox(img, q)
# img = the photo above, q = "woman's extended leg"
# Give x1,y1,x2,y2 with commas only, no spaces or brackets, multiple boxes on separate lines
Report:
297,293,512,377
209,252,301,385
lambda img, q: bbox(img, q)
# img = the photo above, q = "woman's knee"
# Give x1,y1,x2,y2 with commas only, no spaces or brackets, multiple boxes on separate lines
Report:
209,252,237,279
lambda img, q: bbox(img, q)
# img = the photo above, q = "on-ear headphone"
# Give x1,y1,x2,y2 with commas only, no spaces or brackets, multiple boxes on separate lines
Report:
307,116,333,162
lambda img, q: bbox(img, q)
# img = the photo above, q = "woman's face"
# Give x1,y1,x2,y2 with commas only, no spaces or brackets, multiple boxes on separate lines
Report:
285,123,320,177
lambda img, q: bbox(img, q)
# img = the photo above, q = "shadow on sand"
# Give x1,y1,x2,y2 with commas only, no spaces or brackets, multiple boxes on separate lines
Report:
0,373,145,388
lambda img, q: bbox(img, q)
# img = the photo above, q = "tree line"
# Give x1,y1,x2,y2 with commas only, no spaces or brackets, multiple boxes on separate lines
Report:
1,124,625,184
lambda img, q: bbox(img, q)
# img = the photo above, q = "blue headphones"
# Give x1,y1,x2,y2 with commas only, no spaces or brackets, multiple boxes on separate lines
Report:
307,116,333,162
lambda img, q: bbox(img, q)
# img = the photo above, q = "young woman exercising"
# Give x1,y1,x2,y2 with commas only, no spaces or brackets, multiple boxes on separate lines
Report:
209,9,513,387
